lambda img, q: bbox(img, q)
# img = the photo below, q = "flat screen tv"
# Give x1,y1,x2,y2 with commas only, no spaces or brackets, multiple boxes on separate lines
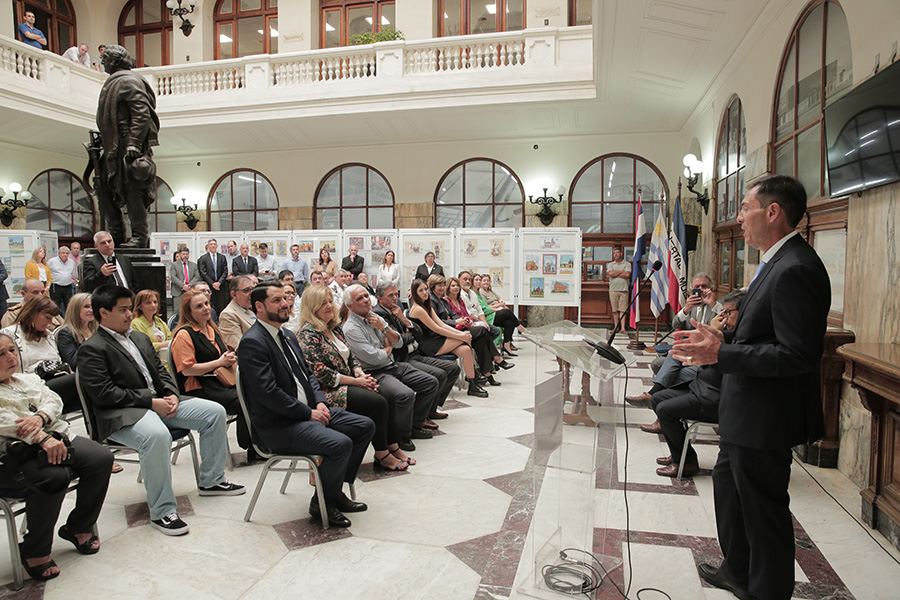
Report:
824,58,900,197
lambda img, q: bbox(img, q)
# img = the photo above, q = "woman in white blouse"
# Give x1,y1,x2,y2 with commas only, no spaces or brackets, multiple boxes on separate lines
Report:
376,250,401,290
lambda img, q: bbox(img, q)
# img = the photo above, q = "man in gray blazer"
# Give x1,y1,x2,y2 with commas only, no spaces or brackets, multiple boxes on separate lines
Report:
169,248,200,308
78,285,244,536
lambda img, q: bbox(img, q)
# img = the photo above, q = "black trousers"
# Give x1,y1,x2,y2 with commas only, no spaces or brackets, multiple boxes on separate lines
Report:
714,441,795,600
409,353,460,410
49,283,74,317
192,378,251,450
345,386,396,451
0,436,113,558
46,373,80,415
650,388,718,463
491,308,520,343
467,326,497,375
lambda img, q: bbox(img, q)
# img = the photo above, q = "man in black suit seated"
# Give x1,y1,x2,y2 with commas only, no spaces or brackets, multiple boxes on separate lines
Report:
673,175,830,600
78,285,244,536
81,231,138,293
236,281,374,528
651,288,744,478
231,243,259,277
415,251,444,282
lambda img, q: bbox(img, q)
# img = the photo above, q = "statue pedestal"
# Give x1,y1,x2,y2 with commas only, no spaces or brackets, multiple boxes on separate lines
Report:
79,248,169,319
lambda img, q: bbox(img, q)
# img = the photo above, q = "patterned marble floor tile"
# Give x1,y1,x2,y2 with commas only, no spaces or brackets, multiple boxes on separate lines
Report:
124,495,194,528
273,516,353,550
447,531,502,577
436,407,536,439
407,434,531,481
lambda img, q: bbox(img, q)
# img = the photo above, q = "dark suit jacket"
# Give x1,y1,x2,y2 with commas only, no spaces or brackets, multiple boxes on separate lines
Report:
197,252,228,287
82,252,139,292
415,263,444,282
77,328,178,441
717,235,830,449
430,292,456,327
231,255,259,277
341,255,364,278
236,321,329,453
0,259,8,303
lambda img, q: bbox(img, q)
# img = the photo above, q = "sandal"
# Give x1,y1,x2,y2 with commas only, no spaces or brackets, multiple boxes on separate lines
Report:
58,525,100,555
390,447,416,466
373,453,408,471
19,551,59,582
111,462,124,474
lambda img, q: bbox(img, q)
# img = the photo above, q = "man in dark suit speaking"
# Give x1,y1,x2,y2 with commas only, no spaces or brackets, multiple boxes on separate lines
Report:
82,231,139,292
236,281,374,528
673,175,830,600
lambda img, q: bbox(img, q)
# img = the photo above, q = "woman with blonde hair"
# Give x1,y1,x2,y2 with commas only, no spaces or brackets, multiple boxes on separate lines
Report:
297,285,410,470
56,293,97,369
130,289,172,352
25,247,51,291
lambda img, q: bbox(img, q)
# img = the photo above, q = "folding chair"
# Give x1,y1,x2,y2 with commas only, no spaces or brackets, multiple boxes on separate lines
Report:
678,420,720,480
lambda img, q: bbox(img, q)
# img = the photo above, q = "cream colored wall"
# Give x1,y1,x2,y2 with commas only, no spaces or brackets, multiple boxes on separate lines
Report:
529,0,568,28
395,0,436,40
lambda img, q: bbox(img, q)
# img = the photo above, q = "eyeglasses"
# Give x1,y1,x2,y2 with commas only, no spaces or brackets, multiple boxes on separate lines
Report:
237,287,254,293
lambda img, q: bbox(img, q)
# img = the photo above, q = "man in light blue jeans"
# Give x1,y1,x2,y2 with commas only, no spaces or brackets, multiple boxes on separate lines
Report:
78,285,245,536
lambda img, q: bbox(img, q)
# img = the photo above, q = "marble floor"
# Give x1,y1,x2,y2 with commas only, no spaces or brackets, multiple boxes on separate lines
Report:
1,335,899,599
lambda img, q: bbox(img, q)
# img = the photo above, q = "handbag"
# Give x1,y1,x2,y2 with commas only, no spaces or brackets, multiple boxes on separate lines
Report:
34,359,73,381
214,365,236,387
0,432,74,493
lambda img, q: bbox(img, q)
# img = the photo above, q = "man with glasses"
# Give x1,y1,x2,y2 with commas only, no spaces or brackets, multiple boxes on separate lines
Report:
218,276,257,352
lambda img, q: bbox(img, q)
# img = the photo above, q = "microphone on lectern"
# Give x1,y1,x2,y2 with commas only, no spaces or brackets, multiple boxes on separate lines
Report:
586,260,663,365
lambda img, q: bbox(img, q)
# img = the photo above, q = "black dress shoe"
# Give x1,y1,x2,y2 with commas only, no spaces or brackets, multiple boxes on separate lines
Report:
487,375,501,386
697,564,751,600
333,492,367,513
475,374,489,384
410,427,433,440
308,499,351,528
398,438,416,452
496,360,514,370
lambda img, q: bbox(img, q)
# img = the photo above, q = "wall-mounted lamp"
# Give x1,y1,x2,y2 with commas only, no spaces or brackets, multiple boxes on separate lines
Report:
0,182,33,227
171,194,199,230
166,0,196,36
682,154,710,215
528,185,566,226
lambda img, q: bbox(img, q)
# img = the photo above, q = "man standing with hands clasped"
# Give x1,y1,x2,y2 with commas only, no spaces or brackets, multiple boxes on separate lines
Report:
672,175,830,600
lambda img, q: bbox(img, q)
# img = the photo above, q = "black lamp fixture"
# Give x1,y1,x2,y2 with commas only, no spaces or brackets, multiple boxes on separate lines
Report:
0,182,32,227
682,154,710,214
166,0,196,36
171,194,199,230
528,185,566,226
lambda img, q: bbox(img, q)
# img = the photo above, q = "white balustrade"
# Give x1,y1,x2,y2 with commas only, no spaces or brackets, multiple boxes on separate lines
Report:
0,37,43,81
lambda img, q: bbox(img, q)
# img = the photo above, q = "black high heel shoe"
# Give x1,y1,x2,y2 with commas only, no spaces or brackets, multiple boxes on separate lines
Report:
487,375,501,386
502,347,517,357
496,359,515,370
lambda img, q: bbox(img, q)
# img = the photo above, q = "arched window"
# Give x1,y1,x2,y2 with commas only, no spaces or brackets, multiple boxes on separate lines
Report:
438,1,525,36
14,0,76,54
214,0,279,60
434,158,524,228
714,96,747,291
26,169,94,243
315,164,394,229
321,0,396,48
772,0,852,200
208,170,279,231
118,0,173,67
569,153,666,234
149,177,177,231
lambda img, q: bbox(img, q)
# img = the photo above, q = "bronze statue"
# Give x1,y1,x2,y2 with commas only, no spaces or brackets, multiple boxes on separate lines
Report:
84,45,159,248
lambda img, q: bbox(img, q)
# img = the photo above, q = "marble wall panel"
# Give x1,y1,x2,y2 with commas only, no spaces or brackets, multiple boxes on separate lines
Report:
837,381,870,489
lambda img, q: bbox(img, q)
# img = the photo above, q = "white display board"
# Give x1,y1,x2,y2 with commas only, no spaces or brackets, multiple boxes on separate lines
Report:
0,230,58,297
243,230,290,272
518,227,582,307
398,228,455,293
150,232,197,263
292,230,344,277
455,228,516,302
342,230,395,284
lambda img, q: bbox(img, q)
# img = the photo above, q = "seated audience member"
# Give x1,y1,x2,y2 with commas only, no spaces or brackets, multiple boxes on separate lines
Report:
341,245,364,280
315,248,338,277
283,283,302,335
170,289,254,461
0,333,113,582
322,271,335,289
374,282,462,420
652,289,745,478
130,289,172,352
256,243,278,281
2,280,62,329
415,251,443,281
25,247,52,293
477,273,526,355
356,272,377,305
56,293,97,369
236,281,374,528
218,276,256,351
282,244,309,286
627,272,723,409
408,279,488,398
167,281,218,330
298,286,410,470
342,284,440,449
329,270,351,304
1,296,79,413
279,270,294,285
78,285,244,536
309,271,325,286
458,271,504,343
444,276,511,380
377,251,401,291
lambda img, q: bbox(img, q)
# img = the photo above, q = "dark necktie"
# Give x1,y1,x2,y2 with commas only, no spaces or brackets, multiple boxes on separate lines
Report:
109,256,124,286
278,329,308,386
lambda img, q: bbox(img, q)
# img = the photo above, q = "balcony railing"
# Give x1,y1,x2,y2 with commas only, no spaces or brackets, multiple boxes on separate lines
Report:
0,39,42,80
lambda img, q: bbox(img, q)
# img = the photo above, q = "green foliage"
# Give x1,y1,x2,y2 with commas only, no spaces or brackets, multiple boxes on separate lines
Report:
349,27,405,46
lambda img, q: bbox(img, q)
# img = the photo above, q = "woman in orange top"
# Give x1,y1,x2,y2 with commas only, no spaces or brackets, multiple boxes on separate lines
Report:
169,289,252,458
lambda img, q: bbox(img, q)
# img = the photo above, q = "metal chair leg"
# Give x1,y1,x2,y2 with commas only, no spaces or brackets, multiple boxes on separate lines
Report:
244,457,276,522
1,499,24,590
280,460,297,494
